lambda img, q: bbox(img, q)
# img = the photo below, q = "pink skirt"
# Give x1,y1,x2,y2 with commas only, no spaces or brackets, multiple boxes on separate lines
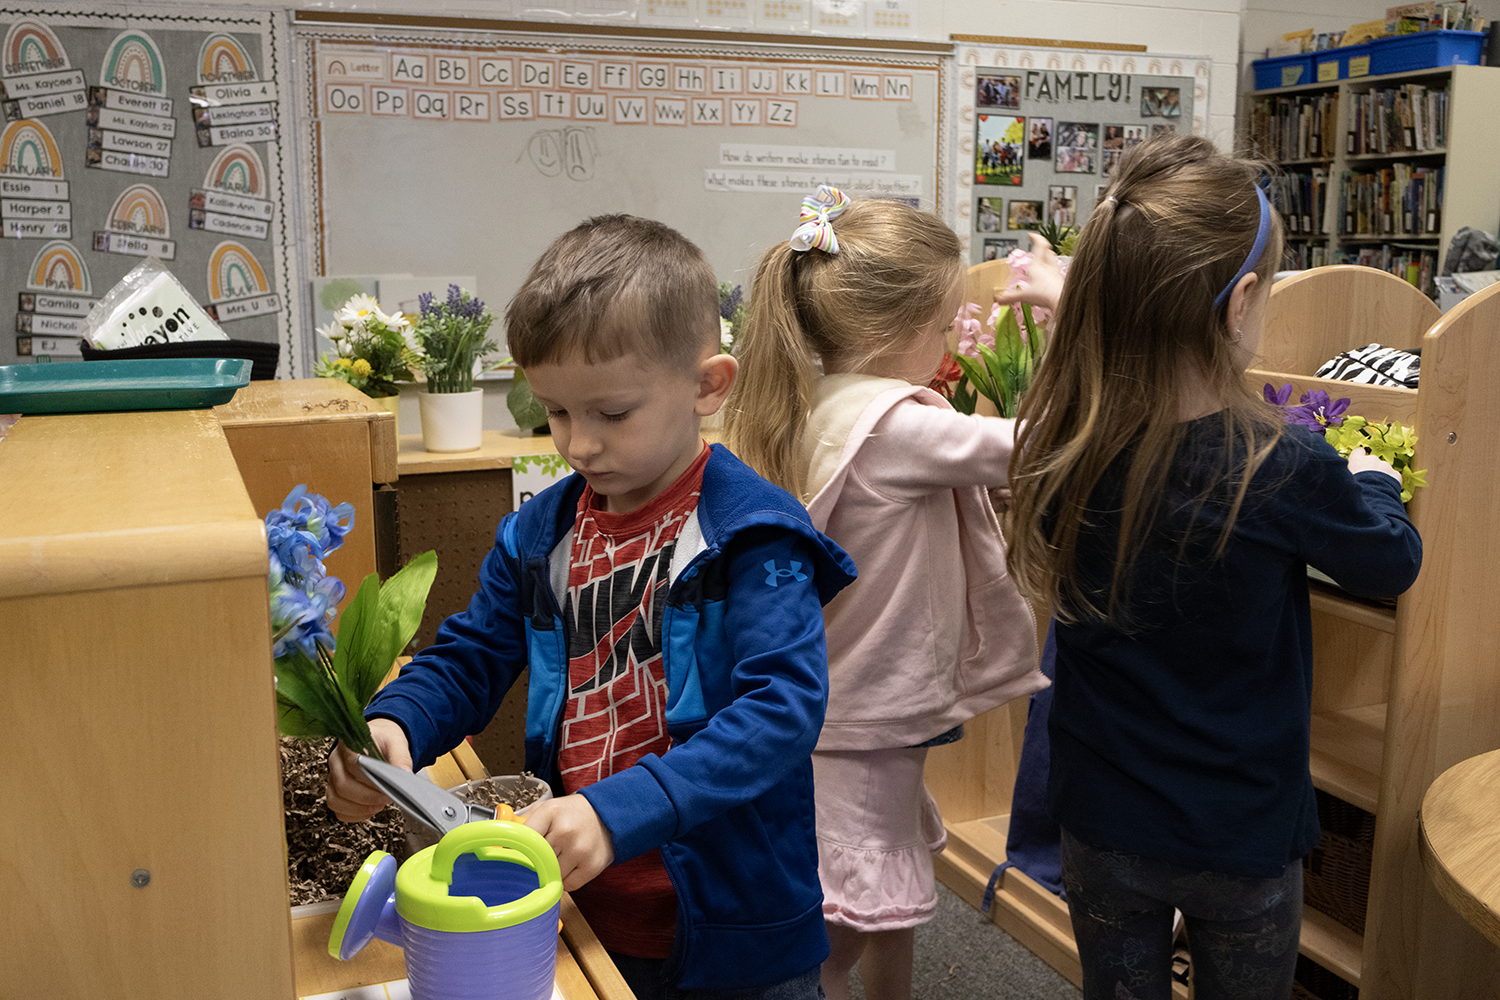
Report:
813,747,948,931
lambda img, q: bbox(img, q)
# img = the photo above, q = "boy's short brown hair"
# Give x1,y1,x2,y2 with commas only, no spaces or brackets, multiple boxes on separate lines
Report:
506,214,719,372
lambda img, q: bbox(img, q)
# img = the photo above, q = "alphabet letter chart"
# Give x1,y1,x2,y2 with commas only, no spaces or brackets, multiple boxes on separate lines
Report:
296,21,946,356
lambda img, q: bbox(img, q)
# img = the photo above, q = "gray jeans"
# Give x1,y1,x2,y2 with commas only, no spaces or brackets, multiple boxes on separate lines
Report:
1061,828,1303,1000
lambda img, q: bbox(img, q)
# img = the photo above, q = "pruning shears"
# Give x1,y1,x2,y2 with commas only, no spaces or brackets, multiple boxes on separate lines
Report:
356,755,518,834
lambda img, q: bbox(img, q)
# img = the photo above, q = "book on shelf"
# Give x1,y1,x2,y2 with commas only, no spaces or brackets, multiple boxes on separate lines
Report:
1347,84,1448,155
1250,92,1339,162
1270,168,1329,236
1339,164,1443,238
1333,243,1438,295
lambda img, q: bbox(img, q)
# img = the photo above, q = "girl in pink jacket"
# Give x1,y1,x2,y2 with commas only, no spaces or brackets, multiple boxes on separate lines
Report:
726,186,1048,1000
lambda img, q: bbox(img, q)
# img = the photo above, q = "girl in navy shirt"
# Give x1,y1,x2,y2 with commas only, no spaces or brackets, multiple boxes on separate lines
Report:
1004,134,1421,999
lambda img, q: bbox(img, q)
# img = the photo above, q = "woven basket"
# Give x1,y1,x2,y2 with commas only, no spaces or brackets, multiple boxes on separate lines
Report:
1303,789,1376,936
1293,954,1359,1000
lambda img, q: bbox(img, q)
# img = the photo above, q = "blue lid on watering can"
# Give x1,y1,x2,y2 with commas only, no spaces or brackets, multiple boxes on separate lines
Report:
395,819,563,934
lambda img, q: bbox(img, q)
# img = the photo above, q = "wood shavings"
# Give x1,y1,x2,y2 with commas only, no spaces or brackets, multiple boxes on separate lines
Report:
280,737,408,907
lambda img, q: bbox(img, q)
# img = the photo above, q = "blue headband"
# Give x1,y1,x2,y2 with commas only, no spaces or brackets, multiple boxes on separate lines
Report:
1212,184,1272,311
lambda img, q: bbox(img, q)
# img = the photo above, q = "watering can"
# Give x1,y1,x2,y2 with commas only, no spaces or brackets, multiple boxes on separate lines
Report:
328,757,563,1000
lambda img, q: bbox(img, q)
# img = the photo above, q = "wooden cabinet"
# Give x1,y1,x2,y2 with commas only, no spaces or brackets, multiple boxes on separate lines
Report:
931,266,1500,998
0,409,296,999
216,378,399,599
1246,64,1500,288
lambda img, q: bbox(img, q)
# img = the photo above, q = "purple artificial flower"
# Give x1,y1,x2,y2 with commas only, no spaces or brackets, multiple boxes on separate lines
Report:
417,290,434,316
1263,383,1293,407
1285,389,1350,434
720,285,743,321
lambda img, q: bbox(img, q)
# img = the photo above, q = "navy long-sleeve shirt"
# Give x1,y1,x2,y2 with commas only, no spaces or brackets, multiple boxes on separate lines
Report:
1048,419,1422,877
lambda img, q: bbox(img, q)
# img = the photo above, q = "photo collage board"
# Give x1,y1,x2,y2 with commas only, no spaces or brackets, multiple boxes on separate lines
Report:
0,8,299,370
960,55,1203,265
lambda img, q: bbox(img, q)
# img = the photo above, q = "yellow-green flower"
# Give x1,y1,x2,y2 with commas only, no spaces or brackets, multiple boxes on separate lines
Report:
352,358,372,377
335,357,353,369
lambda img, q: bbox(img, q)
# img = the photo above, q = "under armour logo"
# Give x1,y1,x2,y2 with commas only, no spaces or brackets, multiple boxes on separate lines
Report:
764,560,807,587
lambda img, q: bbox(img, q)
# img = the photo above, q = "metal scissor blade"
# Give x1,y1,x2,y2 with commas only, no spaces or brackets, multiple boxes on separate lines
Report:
356,755,495,834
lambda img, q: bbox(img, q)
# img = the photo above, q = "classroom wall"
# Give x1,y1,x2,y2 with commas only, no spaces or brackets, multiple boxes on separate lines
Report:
125,0,1488,434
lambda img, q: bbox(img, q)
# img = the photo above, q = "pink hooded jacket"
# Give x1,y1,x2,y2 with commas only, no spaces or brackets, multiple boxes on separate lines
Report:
799,374,1046,751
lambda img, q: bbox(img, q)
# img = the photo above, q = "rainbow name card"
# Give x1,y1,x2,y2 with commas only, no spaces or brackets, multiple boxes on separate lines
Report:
88,30,174,177
187,144,273,240
0,118,71,238
92,184,176,259
190,34,278,147
15,225,91,358
204,239,280,322
0,20,87,120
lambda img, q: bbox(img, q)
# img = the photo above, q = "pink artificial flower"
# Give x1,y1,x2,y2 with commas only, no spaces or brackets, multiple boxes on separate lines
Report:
955,301,982,356
1002,246,1069,329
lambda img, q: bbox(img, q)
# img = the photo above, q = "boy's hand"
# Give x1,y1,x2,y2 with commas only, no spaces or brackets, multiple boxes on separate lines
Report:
326,718,412,823
523,795,616,891
993,232,1064,313
1346,448,1402,484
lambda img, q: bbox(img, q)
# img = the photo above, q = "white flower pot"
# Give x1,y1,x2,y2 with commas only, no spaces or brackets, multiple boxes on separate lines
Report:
418,388,483,452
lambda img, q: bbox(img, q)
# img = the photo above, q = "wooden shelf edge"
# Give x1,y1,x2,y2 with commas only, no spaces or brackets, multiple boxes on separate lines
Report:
1300,904,1364,988
1309,707,1384,814
1309,584,1397,634
1309,748,1381,815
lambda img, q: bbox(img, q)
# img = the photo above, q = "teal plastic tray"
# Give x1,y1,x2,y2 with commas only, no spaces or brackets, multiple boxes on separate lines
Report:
0,358,252,414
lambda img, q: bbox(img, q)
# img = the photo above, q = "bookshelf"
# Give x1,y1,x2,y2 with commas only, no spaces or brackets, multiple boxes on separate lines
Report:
930,264,1500,998
1247,64,1500,292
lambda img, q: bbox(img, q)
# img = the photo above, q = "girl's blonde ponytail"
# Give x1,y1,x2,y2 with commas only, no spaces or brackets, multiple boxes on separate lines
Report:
724,245,818,498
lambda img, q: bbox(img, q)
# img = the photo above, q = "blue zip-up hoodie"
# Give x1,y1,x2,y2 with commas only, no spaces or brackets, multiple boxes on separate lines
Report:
367,444,857,989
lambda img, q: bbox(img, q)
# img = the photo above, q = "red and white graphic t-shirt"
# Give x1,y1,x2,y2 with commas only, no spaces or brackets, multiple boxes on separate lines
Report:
557,444,710,958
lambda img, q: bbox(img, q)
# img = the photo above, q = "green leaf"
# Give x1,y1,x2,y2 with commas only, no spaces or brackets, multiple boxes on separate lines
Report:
506,369,550,431
276,691,332,738
952,376,979,415
329,570,382,698
275,647,352,742
953,352,996,401
357,549,438,705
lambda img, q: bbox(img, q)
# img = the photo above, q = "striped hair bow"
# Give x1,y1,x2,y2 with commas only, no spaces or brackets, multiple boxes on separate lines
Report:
789,185,851,254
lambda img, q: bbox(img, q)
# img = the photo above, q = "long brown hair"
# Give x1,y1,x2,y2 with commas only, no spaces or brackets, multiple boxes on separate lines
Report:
1006,134,1285,625
724,198,962,498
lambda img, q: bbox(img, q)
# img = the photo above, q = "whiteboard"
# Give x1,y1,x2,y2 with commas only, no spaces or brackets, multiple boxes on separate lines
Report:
293,21,948,363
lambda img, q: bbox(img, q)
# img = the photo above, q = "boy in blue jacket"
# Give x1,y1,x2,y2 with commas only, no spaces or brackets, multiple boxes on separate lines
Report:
327,214,856,1000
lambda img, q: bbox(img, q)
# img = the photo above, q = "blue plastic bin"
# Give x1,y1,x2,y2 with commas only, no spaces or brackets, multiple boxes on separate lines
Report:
1313,47,1362,82
1364,29,1486,75
1254,52,1316,89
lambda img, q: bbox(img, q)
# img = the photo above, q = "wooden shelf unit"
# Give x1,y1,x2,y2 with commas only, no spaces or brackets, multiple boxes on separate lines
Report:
1246,63,1500,282
929,265,1500,999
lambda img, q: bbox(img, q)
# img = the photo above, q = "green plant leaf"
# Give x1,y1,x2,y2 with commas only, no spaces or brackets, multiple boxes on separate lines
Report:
276,691,332,738
329,570,382,698
358,549,438,705
953,352,996,402
952,376,979,415
275,647,352,742
507,369,550,431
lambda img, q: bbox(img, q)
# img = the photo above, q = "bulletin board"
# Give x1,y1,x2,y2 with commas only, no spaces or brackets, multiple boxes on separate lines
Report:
294,18,949,361
0,6,301,371
951,42,1211,264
